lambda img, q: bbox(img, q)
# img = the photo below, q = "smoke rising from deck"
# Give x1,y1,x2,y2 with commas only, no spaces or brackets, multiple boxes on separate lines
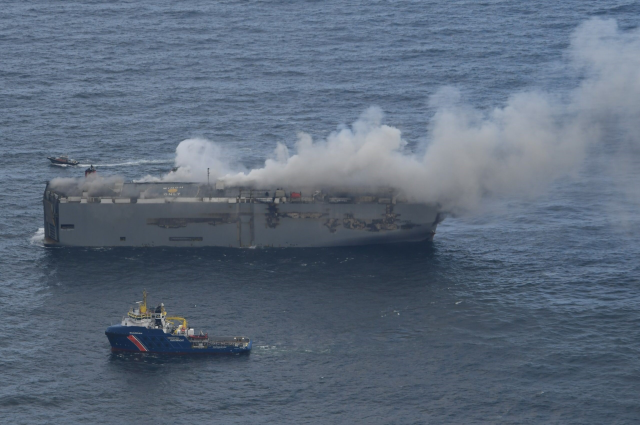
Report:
49,176,125,197
147,19,638,213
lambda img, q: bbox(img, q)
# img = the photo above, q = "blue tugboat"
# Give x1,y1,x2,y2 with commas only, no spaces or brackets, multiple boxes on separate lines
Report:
105,291,251,355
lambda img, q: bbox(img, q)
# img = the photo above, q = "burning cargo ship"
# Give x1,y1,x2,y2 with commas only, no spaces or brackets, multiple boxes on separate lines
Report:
43,178,443,248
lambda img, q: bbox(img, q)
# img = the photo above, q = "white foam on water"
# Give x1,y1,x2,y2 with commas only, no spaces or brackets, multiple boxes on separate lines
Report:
77,159,173,168
30,228,45,246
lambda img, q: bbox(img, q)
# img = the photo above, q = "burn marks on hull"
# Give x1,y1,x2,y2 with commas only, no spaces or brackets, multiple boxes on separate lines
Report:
146,204,422,235
147,214,236,228
265,203,279,229
270,203,420,233
342,214,398,231
324,218,341,233
265,204,328,229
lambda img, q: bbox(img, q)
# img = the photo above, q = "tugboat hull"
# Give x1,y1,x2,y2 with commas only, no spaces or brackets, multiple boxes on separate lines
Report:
105,325,251,355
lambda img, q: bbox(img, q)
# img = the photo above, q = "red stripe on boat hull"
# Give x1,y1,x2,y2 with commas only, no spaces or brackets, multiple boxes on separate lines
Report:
127,335,148,352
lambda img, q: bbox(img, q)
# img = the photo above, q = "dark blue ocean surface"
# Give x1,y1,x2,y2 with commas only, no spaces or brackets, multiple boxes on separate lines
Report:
1,1,639,423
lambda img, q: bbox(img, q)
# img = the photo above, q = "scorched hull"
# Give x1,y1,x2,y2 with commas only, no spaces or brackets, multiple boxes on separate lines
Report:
43,182,442,248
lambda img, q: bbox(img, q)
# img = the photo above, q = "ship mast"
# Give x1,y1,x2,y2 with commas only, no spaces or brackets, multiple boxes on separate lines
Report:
141,289,148,314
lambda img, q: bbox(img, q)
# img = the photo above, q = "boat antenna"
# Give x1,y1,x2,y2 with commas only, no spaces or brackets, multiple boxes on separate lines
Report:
207,168,210,186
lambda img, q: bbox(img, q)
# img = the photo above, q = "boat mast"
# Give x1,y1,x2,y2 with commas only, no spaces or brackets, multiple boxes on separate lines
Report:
141,290,148,314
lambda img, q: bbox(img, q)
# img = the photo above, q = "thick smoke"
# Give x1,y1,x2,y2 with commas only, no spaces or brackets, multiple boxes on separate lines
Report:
149,19,639,213
163,138,239,183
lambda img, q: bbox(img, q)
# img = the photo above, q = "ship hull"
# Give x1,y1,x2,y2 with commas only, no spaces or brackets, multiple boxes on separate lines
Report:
105,325,251,355
43,183,442,248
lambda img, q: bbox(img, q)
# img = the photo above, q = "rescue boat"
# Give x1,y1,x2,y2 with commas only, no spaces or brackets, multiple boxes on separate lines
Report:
105,291,252,355
47,155,80,166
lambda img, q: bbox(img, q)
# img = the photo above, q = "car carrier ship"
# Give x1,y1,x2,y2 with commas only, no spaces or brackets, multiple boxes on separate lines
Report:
105,291,251,355
43,176,444,248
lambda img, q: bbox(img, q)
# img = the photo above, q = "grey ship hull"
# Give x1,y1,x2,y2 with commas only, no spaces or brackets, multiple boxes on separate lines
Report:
43,182,442,248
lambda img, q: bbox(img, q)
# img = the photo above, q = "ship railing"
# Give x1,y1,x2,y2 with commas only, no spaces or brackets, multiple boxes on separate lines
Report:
188,333,208,340
208,341,247,348
128,312,164,320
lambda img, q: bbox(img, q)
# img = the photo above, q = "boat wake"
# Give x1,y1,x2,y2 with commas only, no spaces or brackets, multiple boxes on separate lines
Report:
30,228,45,246
78,159,173,168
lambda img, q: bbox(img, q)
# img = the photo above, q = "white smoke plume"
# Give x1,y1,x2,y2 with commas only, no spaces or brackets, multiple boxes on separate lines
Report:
148,19,639,213
49,175,125,197
164,138,238,182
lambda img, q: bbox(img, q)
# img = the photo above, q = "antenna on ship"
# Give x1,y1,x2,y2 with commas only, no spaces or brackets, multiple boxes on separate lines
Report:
207,168,210,186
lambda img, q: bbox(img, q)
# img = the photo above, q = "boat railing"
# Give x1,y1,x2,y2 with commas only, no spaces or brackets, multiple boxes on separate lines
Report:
188,333,208,340
128,311,164,320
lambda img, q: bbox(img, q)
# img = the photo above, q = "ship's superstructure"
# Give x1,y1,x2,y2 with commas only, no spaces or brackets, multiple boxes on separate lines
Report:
105,291,251,354
43,179,443,247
